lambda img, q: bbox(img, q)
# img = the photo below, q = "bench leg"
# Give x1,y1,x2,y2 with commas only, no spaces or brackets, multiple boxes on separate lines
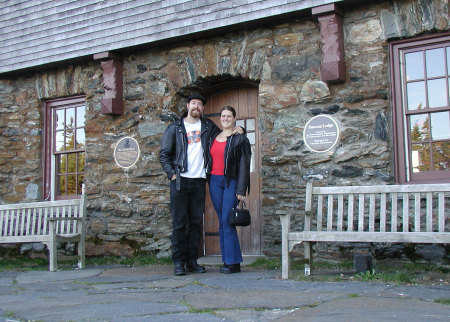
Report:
304,241,312,276
280,214,290,279
48,221,58,272
78,237,85,269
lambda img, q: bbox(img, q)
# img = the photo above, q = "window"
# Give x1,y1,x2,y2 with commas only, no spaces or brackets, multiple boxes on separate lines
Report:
391,34,450,183
43,96,86,200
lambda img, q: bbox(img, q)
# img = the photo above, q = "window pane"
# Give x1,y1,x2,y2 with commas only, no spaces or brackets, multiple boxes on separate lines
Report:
78,152,85,172
67,174,76,195
407,81,426,110
426,48,445,78
411,143,431,172
57,175,66,195
66,129,75,149
410,114,430,141
55,109,65,130
77,105,85,127
405,51,424,81
447,47,450,75
66,108,75,128
76,129,85,149
56,155,66,174
427,78,447,108
55,131,65,151
433,142,450,170
247,132,255,145
246,118,256,131
68,153,77,173
430,111,450,140
236,119,245,128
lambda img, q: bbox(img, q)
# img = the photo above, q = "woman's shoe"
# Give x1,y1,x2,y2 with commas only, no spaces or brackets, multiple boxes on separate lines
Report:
223,263,240,274
219,264,228,273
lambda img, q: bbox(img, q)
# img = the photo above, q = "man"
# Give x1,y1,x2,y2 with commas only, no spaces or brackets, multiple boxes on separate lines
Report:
160,94,242,276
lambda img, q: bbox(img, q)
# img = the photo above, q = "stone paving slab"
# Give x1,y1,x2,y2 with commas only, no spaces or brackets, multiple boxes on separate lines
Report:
276,297,450,322
0,265,449,321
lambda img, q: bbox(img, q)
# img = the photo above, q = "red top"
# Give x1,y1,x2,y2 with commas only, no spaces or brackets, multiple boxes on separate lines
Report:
210,139,226,175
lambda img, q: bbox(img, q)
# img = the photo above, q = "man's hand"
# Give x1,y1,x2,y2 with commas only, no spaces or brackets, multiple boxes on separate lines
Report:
171,174,176,181
237,194,246,201
232,126,244,135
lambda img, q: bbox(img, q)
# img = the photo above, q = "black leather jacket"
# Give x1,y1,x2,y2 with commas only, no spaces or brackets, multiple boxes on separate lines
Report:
206,133,251,196
159,116,220,189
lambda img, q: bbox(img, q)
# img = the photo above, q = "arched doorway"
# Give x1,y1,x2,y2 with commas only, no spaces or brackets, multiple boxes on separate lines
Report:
202,86,262,255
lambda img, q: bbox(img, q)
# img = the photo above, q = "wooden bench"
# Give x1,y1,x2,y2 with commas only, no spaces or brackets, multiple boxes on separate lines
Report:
0,195,87,271
279,182,450,279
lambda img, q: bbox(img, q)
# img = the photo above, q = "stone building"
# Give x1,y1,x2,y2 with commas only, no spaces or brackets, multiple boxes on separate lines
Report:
0,0,449,262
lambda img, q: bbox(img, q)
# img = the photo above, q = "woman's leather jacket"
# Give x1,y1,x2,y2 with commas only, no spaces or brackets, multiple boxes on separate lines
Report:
160,116,220,190
206,133,251,196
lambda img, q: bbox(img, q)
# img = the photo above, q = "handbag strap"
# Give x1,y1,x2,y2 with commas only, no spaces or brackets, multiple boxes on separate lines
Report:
237,200,247,209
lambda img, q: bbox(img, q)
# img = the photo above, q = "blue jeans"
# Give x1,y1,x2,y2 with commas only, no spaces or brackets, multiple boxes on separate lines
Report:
209,175,243,265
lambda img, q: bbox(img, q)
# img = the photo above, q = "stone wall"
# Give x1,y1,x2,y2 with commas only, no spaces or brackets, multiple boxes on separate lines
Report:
0,0,448,262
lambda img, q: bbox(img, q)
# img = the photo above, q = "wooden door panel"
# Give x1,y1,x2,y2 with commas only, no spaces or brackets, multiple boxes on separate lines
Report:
203,87,261,255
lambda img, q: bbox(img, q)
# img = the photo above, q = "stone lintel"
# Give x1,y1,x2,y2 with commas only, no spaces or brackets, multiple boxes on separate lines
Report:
312,4,346,84
93,52,124,115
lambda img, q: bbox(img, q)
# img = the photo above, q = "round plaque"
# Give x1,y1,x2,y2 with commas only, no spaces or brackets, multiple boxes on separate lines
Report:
114,137,140,168
303,115,340,153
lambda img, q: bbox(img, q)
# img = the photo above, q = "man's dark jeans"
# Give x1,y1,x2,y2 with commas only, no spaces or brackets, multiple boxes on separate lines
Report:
169,177,206,263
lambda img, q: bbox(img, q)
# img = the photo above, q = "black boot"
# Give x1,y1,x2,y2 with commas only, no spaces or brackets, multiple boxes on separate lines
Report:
222,263,241,274
186,260,206,273
174,262,186,276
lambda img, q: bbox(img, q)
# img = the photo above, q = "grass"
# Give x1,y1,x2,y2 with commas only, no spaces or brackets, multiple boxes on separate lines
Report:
1,254,448,286
434,298,450,305
0,254,172,272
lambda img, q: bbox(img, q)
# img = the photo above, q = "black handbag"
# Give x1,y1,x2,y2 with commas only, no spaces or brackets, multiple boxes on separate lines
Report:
228,200,251,227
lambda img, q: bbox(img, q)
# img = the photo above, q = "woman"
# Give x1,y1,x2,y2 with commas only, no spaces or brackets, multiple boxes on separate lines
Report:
207,106,251,274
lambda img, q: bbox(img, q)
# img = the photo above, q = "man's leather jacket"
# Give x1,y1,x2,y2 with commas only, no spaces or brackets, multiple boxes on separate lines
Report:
206,133,251,196
159,116,220,189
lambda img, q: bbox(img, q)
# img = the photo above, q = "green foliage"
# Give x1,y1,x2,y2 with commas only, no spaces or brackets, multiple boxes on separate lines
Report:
434,298,450,305
0,257,48,271
247,257,281,270
355,269,412,284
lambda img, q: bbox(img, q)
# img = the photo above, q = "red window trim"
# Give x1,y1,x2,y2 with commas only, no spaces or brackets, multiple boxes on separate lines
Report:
390,32,450,184
42,96,85,200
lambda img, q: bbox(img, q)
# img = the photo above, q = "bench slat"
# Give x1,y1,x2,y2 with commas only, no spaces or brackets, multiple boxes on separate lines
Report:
358,194,364,232
402,193,409,232
337,194,343,231
439,192,445,232
414,193,420,232
380,193,386,232
317,195,323,231
290,231,450,243
327,195,333,232
348,194,354,231
391,193,398,232
369,194,375,232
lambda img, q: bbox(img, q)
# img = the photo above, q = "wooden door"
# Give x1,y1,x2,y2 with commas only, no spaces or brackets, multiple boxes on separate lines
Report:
202,87,262,255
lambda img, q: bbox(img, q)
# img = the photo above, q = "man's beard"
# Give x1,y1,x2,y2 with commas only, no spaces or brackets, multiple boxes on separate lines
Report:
189,109,201,118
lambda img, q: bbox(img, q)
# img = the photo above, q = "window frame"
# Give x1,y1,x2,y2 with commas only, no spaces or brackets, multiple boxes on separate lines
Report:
390,33,450,184
42,96,86,200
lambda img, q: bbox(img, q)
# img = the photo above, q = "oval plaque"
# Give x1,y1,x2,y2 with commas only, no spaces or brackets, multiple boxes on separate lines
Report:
303,115,340,153
114,137,140,168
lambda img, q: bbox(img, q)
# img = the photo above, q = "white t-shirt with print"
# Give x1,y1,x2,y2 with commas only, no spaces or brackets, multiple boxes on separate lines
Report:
182,120,206,178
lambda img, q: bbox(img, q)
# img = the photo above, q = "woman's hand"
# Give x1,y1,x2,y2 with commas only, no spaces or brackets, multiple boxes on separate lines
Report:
236,194,246,201
232,126,244,135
